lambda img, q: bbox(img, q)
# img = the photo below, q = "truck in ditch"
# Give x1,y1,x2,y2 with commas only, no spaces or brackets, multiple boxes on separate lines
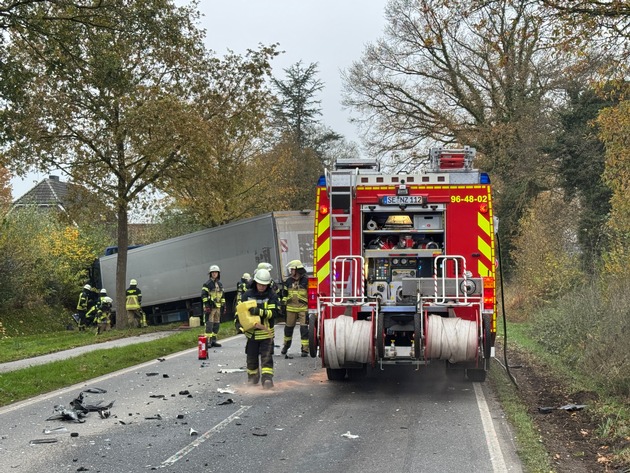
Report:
98,210,314,324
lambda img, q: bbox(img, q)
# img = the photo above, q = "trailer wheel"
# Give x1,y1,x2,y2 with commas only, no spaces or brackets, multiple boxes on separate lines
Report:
326,368,347,381
309,314,318,358
376,312,385,359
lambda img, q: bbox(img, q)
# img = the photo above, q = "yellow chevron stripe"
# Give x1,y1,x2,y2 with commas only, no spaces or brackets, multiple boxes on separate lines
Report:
478,259,491,277
317,213,330,239
317,261,330,284
316,235,330,266
478,212,491,237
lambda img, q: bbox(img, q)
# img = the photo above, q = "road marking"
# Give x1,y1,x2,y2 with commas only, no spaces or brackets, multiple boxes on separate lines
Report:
474,382,509,473
160,405,252,467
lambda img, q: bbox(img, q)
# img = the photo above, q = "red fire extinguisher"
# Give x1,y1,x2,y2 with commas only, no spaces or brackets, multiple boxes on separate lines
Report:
198,335,208,360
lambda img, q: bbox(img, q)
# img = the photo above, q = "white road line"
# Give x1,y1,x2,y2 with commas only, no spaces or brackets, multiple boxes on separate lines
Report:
474,382,509,473
160,405,252,467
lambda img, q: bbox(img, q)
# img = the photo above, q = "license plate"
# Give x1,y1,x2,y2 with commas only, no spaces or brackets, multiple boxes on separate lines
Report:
381,195,426,205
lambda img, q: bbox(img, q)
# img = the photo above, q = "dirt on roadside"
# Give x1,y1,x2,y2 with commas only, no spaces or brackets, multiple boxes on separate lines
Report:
500,346,629,472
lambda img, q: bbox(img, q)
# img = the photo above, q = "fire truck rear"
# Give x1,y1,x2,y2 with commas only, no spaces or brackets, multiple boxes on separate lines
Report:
308,147,497,381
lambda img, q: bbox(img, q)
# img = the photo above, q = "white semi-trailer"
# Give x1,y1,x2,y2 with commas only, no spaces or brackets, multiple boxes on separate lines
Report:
98,211,314,324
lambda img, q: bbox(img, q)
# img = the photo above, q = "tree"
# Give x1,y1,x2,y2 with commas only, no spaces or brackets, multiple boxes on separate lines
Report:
341,0,585,269
271,61,325,148
0,1,117,145
1,0,273,326
548,85,616,272
159,47,281,227
598,98,630,276
0,166,11,214
271,61,343,210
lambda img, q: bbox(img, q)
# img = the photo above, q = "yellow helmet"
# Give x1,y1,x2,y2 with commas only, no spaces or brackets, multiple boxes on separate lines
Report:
286,259,304,270
256,262,272,271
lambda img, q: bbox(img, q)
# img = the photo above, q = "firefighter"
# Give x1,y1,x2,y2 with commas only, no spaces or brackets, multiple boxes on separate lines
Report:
238,268,278,389
95,296,113,335
99,288,108,302
126,279,147,328
280,259,309,357
233,272,251,314
75,284,93,331
202,265,225,348
251,262,278,292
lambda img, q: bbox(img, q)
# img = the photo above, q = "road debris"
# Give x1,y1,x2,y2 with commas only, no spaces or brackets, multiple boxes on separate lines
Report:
341,431,359,439
538,403,587,414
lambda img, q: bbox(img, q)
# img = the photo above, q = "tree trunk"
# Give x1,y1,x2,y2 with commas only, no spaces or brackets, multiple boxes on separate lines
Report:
115,203,129,329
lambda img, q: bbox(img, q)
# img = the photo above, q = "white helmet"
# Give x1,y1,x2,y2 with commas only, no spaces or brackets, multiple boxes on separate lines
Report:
209,265,220,273
253,268,272,285
242,272,251,280
256,262,272,271
100,288,107,294
286,259,304,270
83,284,91,290
130,279,137,286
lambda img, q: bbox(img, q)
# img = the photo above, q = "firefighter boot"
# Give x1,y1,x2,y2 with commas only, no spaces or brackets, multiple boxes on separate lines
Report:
247,372,260,385
211,323,221,347
281,339,292,356
262,376,274,390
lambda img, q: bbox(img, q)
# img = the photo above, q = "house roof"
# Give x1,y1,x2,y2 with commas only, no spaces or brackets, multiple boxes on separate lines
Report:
11,175,75,212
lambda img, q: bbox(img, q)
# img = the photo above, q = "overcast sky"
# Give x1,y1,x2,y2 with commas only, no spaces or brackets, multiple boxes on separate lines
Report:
10,0,389,200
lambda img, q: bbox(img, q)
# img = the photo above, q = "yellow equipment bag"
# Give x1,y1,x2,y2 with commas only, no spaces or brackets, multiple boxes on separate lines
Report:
236,300,261,332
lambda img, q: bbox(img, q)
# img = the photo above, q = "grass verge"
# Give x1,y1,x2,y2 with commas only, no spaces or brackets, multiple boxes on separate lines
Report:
0,322,237,408
489,358,552,472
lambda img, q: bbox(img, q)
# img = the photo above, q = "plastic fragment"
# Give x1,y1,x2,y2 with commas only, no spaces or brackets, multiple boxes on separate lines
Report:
189,428,198,436
32,436,59,444
43,427,68,434
217,399,234,405
341,431,359,439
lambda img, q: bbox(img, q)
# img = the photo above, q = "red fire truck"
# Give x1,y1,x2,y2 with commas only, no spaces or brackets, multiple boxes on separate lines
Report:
308,147,497,381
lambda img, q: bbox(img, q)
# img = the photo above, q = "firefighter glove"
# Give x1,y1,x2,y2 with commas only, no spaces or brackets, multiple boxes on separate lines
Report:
249,307,260,316
204,306,211,314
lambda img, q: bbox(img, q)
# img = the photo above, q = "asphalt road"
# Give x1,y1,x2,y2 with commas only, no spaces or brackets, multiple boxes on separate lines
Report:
0,328,523,473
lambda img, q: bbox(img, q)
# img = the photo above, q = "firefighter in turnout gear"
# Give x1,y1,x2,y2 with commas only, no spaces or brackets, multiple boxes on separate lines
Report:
233,272,251,314
75,284,93,331
95,297,113,335
280,260,309,357
238,268,278,389
202,265,226,349
126,279,147,327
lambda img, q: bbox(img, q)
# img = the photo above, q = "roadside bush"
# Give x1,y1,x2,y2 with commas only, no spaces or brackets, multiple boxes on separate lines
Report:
0,208,108,317
529,279,630,397
511,191,584,313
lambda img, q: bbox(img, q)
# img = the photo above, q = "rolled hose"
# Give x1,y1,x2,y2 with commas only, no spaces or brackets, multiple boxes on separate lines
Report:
323,316,371,367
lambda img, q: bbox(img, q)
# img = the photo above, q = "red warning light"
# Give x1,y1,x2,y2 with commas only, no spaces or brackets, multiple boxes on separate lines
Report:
319,205,329,216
